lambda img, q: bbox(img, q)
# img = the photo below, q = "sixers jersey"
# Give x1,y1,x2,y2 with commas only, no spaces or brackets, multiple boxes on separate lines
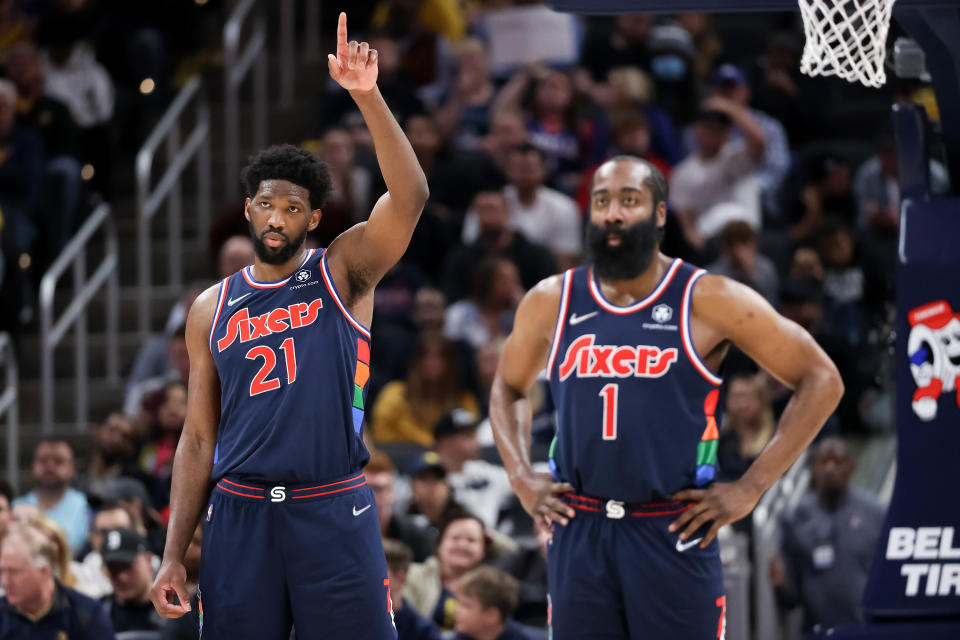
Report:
208,249,371,482
546,259,724,502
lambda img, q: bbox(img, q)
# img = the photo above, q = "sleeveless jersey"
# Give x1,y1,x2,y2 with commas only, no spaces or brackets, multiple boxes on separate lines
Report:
546,259,724,502
208,248,371,483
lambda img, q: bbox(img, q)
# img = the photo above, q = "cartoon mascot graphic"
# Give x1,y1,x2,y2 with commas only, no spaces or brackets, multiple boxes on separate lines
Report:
908,300,960,421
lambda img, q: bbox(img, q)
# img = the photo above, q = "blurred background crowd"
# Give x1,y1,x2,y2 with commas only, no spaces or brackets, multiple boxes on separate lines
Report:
0,0,924,638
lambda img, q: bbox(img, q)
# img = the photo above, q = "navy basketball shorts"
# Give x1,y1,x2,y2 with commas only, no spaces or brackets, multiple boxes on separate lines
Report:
199,472,397,640
547,495,726,640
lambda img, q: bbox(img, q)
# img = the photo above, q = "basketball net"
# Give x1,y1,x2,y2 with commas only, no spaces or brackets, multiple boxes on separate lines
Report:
798,0,897,88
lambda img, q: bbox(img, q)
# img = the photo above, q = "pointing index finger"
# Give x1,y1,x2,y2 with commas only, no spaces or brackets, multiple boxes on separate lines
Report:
337,12,348,59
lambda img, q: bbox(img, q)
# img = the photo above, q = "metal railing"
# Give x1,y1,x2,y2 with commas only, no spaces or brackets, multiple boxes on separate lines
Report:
0,333,18,492
39,203,119,433
136,75,212,338
752,450,811,640
224,0,267,194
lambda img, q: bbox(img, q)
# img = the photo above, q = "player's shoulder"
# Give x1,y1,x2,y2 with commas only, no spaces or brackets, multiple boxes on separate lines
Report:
185,282,227,335
513,272,568,334
690,271,763,308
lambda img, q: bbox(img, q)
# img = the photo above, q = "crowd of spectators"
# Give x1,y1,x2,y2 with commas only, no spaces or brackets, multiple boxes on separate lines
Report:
0,0,928,637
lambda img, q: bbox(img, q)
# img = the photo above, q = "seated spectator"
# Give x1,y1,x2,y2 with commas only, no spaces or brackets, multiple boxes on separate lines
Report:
372,333,479,447
749,32,813,147
21,512,81,592
670,99,764,252
576,109,673,214
100,527,165,633
217,235,255,278
77,412,137,497
479,107,528,174
137,381,188,504
75,502,138,599
704,63,790,212
492,519,550,628
408,452,469,532
405,111,502,226
717,372,775,482
370,285,448,402
817,222,867,345
13,438,91,552
678,13,724,81
383,538,443,640
770,438,886,632
444,256,523,351
433,410,514,530
647,24,700,125
0,77,44,323
6,41,84,256
453,565,530,640
0,520,114,638
37,20,115,195
781,153,857,241
436,38,498,149
495,67,606,194
406,514,491,631
577,14,653,89
310,127,373,248
125,325,189,418
707,221,779,305
444,190,556,303
366,451,438,562
789,244,824,282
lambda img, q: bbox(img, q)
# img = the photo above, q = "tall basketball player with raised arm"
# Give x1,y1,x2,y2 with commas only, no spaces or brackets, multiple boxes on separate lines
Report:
148,13,426,639
490,156,844,639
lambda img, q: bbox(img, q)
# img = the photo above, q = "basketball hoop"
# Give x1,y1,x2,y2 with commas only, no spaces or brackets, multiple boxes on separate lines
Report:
798,0,897,88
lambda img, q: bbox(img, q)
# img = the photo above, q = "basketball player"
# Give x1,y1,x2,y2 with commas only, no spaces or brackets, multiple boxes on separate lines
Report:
490,156,843,639
148,13,427,639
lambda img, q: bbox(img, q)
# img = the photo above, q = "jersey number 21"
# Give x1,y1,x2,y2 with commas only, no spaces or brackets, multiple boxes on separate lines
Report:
245,337,297,396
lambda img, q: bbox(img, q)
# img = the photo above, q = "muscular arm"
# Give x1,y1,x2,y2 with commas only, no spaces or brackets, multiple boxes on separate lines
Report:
695,276,843,494
672,275,842,545
151,284,222,616
490,276,575,527
325,14,429,305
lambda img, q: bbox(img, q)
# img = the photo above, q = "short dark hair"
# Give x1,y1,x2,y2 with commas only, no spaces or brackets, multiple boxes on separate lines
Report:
240,144,333,210
0,479,12,505
382,538,414,573
35,438,75,460
597,155,669,208
720,220,756,248
458,566,520,622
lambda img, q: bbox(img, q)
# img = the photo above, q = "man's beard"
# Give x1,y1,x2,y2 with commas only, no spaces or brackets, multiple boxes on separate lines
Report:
585,215,663,280
249,222,307,265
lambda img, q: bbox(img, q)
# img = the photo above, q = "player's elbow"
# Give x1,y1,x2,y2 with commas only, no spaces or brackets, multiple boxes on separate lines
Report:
816,358,845,409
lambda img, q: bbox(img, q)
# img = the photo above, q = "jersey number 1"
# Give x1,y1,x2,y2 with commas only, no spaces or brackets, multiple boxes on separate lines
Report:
246,337,297,396
599,383,618,440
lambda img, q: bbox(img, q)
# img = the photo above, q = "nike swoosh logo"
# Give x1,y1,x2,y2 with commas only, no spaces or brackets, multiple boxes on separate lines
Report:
227,293,252,307
675,537,704,552
569,311,598,326
353,504,372,517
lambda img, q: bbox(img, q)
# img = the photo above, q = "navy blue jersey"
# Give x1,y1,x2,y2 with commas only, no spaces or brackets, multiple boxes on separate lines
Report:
546,259,724,502
208,248,371,483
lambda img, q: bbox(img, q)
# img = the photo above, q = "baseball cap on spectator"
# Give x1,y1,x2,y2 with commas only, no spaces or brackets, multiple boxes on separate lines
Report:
434,409,480,441
101,527,149,564
709,64,747,87
410,451,446,479
648,24,694,58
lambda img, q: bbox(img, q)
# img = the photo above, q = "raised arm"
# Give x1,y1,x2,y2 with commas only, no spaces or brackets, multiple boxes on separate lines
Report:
670,275,843,547
490,275,575,530
150,284,222,618
324,13,429,302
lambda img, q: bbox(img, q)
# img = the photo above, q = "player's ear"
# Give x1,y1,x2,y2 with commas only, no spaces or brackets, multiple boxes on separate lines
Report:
656,199,667,227
243,198,252,221
308,208,323,231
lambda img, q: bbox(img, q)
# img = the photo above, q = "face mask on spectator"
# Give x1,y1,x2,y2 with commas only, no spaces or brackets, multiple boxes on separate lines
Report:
651,56,688,82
